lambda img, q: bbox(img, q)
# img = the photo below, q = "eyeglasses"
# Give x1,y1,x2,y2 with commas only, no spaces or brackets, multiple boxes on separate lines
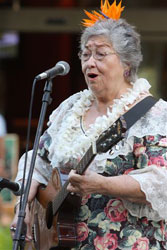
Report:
78,49,116,62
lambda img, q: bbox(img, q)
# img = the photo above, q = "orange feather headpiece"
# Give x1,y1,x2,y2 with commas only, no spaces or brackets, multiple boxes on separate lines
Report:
82,0,125,27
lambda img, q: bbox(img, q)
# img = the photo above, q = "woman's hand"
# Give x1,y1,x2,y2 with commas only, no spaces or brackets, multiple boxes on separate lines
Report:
10,202,32,242
10,179,40,242
67,169,103,196
67,169,148,204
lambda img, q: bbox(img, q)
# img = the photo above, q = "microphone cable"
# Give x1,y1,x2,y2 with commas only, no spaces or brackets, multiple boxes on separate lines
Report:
18,77,37,211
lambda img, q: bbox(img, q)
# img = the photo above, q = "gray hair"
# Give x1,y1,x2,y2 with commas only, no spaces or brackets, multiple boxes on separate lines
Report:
80,18,143,82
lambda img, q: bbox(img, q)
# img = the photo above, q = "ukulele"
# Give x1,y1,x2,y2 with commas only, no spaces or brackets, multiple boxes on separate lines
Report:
29,118,125,250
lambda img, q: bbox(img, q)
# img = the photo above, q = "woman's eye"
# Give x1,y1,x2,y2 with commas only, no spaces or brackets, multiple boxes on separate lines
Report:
83,52,90,57
96,51,105,57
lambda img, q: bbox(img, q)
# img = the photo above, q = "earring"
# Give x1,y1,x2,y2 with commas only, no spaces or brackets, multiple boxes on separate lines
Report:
124,70,130,78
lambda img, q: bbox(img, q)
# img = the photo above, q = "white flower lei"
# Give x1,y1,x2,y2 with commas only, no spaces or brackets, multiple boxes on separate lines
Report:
48,78,151,168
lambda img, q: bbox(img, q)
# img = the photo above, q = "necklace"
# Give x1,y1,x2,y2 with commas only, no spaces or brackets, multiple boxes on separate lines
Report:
48,78,151,168
80,116,87,136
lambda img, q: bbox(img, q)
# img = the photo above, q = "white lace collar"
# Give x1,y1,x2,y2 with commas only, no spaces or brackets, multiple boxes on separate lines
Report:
48,78,151,167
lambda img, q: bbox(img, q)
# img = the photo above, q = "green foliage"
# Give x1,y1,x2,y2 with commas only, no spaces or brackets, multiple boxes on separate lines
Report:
0,226,13,250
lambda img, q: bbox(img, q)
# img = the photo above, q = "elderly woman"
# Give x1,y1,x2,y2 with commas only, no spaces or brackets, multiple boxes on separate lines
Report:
11,1,167,249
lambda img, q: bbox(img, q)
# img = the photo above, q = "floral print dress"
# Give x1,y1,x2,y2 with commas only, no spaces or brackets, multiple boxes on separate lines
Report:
72,135,167,250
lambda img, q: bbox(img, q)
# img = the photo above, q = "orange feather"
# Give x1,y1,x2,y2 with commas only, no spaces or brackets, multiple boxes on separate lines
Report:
82,0,125,27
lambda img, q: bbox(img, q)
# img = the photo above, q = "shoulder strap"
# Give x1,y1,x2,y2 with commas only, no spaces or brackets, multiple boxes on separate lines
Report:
122,96,157,130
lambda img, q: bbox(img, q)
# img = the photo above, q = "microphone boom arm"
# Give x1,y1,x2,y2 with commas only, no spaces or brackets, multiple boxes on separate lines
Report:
0,177,21,195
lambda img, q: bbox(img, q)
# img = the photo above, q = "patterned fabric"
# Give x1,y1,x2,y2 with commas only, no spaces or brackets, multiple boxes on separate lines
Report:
73,136,167,250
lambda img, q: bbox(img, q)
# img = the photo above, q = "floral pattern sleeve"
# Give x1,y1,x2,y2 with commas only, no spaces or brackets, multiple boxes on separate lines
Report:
123,135,167,221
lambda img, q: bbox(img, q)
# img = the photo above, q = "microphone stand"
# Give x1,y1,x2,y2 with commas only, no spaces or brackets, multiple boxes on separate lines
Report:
13,79,53,250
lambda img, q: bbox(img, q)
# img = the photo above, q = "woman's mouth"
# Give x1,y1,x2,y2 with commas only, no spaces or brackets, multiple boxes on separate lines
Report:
87,73,98,80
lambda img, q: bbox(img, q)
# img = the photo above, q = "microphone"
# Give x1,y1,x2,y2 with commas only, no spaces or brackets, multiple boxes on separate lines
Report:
0,177,22,196
35,61,70,81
